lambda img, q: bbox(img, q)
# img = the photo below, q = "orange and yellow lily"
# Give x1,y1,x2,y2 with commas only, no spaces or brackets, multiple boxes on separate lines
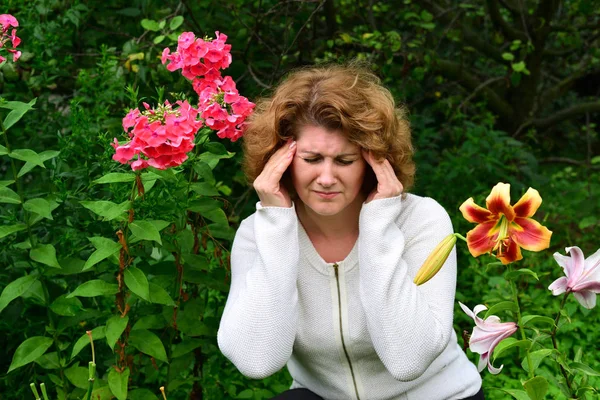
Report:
459,183,552,264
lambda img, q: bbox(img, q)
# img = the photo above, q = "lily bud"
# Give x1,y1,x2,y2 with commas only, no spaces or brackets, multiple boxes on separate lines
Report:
414,233,457,286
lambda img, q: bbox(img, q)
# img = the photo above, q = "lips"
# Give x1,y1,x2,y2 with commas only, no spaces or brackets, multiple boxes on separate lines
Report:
314,190,339,199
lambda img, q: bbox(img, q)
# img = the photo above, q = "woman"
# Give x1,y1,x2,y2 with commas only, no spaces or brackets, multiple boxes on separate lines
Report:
217,64,484,400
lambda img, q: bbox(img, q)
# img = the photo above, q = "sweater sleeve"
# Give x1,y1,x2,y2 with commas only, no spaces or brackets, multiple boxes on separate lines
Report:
357,195,457,382
217,203,300,379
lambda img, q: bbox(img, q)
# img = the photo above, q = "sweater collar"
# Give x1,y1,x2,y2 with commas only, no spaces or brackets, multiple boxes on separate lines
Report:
297,220,359,276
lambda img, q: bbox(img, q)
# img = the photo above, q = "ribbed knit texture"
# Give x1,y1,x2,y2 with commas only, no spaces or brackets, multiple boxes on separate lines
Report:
218,194,482,400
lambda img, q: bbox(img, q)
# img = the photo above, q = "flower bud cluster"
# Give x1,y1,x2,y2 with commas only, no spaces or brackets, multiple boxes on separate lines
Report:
112,100,203,170
0,14,21,63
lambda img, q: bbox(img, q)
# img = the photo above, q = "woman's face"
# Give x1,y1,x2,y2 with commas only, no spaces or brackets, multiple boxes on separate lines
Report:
290,125,366,217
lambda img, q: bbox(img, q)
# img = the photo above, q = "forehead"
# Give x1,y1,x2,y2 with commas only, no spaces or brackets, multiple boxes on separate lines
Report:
296,125,359,154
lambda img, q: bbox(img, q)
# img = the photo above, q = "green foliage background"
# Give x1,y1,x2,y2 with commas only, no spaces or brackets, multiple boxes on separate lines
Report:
1,0,599,399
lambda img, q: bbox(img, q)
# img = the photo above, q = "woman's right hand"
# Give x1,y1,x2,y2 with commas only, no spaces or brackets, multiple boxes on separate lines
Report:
253,140,296,208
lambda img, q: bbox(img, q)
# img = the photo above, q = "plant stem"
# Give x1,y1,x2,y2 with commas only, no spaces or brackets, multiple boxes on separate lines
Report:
551,292,573,393
454,233,467,242
508,271,535,379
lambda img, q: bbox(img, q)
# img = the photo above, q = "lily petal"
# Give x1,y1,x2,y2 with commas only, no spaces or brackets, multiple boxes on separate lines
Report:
466,221,498,257
459,198,495,224
553,252,573,278
565,246,585,286
477,352,488,373
548,276,568,295
510,217,552,252
512,188,542,218
573,291,597,309
485,183,516,221
584,248,600,275
497,238,523,264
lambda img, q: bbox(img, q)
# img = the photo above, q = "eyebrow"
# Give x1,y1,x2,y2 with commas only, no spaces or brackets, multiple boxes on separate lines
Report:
299,151,359,157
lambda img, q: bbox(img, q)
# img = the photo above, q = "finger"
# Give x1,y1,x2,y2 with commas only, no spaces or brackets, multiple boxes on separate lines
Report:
263,141,296,183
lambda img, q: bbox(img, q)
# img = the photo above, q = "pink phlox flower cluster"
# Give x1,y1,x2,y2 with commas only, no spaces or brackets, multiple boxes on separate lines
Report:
161,31,232,80
0,14,21,63
548,246,600,309
195,74,255,142
112,100,203,171
459,302,518,375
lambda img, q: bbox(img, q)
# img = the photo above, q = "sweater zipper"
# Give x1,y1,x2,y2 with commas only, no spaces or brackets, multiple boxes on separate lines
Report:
333,263,361,400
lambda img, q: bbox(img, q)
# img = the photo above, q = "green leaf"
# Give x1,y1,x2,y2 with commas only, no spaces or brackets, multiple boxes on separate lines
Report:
8,336,53,373
67,280,119,298
200,208,228,225
124,266,150,301
570,362,600,376
23,198,53,220
172,338,203,358
83,237,122,271
493,338,531,360
132,314,167,331
498,389,530,400
205,223,235,241
108,367,129,400
71,326,106,360
149,282,175,305
0,275,38,313
17,150,60,178
192,161,216,184
502,52,515,61
153,35,165,44
80,200,131,221
141,19,160,31
189,182,220,196
34,352,61,369
91,386,113,400
0,144,8,155
130,220,163,244
50,295,83,317
523,376,548,400
64,364,89,389
520,315,555,328
187,198,221,213
198,150,235,169
8,148,45,168
169,16,184,30
93,173,136,184
30,244,61,268
237,389,254,399
128,329,168,362
204,141,227,155
0,223,27,239
2,98,37,130
512,61,526,72
129,389,159,400
0,186,21,204
484,301,518,318
0,180,15,187
105,315,129,351
505,268,539,281
522,349,554,373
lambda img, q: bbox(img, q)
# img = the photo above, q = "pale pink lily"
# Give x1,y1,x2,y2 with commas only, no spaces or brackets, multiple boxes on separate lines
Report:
548,246,600,309
459,302,518,374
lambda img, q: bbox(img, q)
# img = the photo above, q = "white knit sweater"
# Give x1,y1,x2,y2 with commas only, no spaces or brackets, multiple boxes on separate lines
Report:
218,194,482,400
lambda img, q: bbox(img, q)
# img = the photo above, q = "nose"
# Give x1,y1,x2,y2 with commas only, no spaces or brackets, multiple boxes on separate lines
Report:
316,161,337,188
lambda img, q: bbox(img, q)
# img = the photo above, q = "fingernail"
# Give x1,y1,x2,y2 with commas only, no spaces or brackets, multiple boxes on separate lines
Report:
289,141,296,149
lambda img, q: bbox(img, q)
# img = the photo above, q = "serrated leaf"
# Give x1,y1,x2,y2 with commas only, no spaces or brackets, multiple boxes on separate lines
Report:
93,173,136,184
8,336,53,373
128,329,168,362
0,274,38,313
2,98,36,130
30,244,61,268
108,367,129,400
124,266,150,301
169,16,184,30
8,148,45,168
148,282,175,306
50,295,83,316
0,186,21,204
106,315,129,351
67,280,119,298
80,200,131,221
83,237,122,271
523,376,548,400
0,223,27,239
130,220,162,244
71,326,105,360
23,198,53,220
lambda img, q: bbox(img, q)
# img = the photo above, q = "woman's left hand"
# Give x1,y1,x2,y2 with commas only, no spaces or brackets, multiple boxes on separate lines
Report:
362,150,404,203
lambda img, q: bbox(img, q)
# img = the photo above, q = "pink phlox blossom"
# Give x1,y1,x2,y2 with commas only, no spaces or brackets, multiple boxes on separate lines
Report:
162,31,231,79
113,100,202,170
0,14,20,63
0,14,18,31
548,246,600,309
459,302,518,375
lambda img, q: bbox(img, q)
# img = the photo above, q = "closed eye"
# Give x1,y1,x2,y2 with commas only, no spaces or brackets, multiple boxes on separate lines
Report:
303,157,355,166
